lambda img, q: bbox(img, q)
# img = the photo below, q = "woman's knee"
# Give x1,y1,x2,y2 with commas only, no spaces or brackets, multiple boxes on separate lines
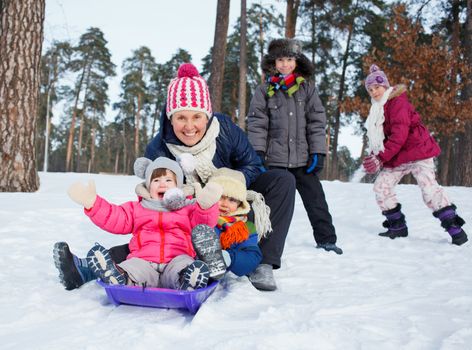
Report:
267,169,296,193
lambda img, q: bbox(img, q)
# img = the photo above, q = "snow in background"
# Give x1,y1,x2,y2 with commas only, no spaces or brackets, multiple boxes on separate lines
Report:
1,172,471,350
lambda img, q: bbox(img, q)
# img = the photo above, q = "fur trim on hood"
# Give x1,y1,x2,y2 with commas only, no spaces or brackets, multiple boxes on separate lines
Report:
388,84,407,100
261,38,314,78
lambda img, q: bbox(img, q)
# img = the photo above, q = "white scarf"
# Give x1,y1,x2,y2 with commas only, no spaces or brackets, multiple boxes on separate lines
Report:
366,87,393,155
166,118,220,184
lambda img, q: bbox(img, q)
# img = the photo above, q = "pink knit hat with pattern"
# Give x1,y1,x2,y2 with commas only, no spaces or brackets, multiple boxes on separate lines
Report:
365,64,390,90
166,63,212,119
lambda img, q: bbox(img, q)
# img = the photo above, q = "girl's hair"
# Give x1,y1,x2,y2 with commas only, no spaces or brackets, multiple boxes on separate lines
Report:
150,168,176,182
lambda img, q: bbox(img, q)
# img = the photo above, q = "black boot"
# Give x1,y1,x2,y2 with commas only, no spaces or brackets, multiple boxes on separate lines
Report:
379,204,408,239
433,204,468,246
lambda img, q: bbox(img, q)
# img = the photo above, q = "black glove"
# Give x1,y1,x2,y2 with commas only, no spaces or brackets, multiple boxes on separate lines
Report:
306,153,324,174
256,151,265,161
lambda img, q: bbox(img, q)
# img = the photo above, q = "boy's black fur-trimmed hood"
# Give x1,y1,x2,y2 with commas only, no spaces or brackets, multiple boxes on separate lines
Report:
261,38,315,78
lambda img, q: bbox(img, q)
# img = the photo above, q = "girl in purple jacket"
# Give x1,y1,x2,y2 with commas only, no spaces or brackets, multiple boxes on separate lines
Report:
66,156,223,290
362,64,468,245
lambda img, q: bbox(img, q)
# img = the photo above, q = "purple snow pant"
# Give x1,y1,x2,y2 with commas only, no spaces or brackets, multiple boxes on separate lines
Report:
373,158,451,211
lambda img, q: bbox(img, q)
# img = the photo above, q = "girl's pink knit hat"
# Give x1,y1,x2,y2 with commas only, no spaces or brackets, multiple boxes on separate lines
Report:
365,64,390,90
166,63,212,119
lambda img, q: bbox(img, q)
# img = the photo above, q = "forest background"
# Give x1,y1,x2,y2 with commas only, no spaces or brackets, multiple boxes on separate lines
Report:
1,0,472,192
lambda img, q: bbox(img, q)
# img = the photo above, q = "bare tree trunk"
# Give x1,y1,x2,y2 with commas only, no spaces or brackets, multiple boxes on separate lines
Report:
285,0,300,38
456,0,472,186
122,120,128,174
89,127,96,173
65,66,86,172
238,0,247,130
444,0,462,185
135,93,141,158
310,4,316,77
332,22,354,179
259,9,265,83
360,134,367,158
439,136,452,185
208,0,230,112
76,67,91,172
43,81,53,172
325,125,331,180
151,101,160,138
114,152,119,174
77,112,85,172
0,0,44,192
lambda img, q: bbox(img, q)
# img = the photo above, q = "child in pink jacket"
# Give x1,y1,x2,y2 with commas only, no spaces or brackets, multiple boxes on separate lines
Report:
67,156,223,290
362,64,468,246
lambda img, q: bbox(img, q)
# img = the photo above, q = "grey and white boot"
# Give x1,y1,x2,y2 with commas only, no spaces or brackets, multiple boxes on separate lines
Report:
86,243,127,285
191,224,227,280
179,260,210,291
248,264,277,291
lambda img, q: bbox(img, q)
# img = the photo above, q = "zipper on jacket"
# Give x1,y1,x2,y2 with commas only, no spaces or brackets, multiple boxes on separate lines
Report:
158,211,165,262
136,230,142,249
185,231,194,257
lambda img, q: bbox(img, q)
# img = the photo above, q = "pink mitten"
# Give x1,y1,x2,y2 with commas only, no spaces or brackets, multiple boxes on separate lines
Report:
362,155,382,174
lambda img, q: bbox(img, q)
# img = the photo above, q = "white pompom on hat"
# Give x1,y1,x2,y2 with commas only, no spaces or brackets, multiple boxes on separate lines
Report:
166,63,212,120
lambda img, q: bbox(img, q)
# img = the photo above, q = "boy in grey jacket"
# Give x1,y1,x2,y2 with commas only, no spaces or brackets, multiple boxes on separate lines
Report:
247,39,342,289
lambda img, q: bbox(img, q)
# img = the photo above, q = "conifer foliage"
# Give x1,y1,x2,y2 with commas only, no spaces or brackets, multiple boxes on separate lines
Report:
4,1,469,188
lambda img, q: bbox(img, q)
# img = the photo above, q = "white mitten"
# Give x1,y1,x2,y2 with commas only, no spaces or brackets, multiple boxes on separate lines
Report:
67,180,97,209
182,184,195,197
135,182,151,199
176,153,196,175
195,182,223,210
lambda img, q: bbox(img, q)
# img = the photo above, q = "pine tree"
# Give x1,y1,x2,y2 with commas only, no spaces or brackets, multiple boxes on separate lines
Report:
37,41,72,172
209,0,231,112
65,27,115,172
149,49,192,137
299,0,388,179
114,46,157,172
247,3,284,81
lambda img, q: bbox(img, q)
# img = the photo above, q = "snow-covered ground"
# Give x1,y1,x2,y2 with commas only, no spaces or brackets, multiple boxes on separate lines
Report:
1,172,471,350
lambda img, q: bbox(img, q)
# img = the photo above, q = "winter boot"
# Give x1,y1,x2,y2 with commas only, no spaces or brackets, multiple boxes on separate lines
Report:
433,204,468,246
248,263,277,291
179,260,210,291
53,242,96,290
379,204,409,239
86,243,127,285
316,243,343,255
191,224,227,280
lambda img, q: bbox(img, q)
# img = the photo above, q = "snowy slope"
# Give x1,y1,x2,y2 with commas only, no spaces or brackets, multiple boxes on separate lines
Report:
1,172,471,350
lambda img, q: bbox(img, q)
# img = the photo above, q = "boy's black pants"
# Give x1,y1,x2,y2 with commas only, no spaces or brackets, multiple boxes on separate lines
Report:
288,167,337,245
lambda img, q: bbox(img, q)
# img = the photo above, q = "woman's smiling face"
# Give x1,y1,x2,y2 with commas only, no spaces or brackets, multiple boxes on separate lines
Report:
170,110,208,146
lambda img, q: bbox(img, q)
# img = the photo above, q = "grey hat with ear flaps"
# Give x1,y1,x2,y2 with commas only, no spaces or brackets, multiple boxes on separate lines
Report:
134,157,184,189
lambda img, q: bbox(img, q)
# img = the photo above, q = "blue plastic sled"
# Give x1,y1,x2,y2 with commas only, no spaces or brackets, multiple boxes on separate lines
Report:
97,280,219,314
